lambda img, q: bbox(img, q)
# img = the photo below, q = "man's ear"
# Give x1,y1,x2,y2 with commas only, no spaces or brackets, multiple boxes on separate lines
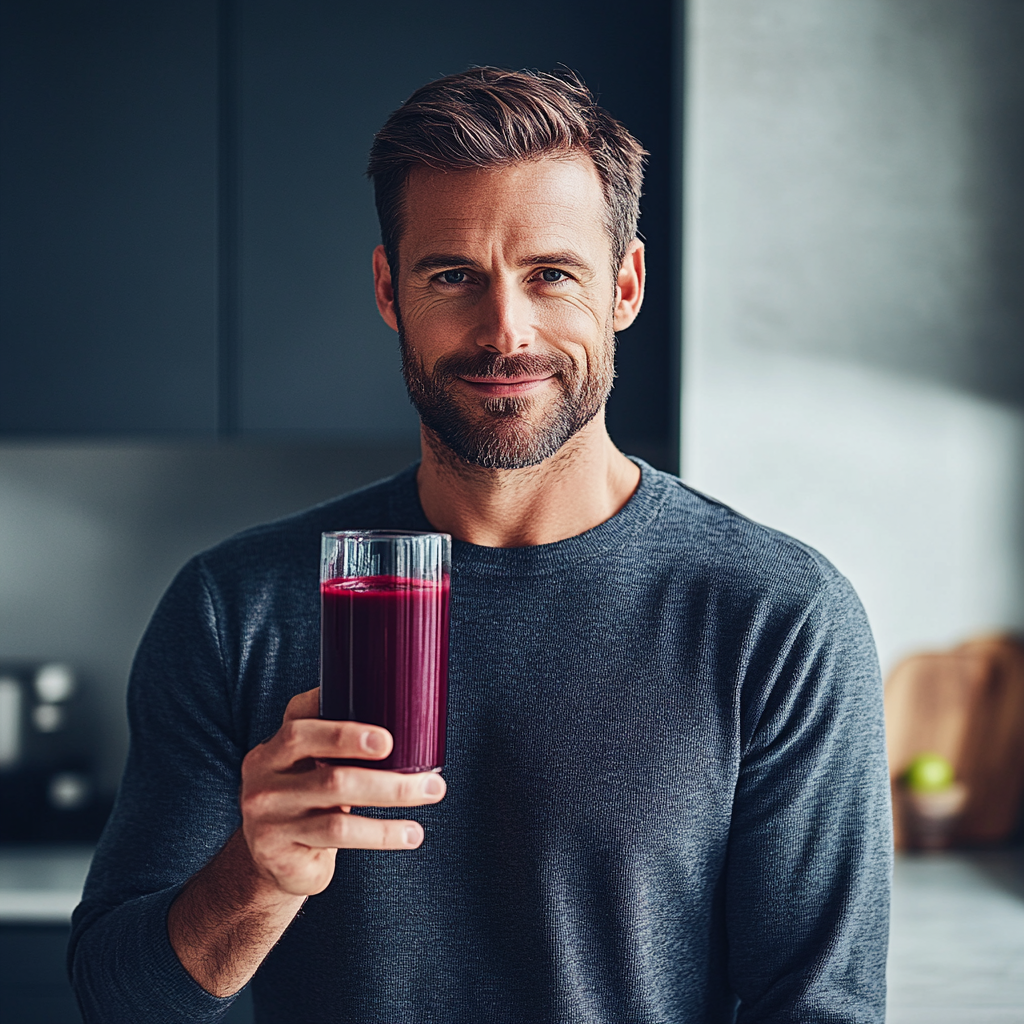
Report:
612,239,645,332
373,245,399,332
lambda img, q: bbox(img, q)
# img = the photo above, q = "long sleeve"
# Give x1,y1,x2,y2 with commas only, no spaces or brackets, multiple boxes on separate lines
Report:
68,559,246,1023
726,578,892,1022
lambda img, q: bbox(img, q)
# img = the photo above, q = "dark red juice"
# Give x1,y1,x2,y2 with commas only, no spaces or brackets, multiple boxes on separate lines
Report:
320,575,449,772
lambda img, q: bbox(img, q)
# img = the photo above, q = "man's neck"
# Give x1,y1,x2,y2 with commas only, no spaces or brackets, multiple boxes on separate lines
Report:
415,415,642,548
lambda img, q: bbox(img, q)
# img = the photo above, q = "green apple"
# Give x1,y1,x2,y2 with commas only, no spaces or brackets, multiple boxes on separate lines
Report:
903,752,955,793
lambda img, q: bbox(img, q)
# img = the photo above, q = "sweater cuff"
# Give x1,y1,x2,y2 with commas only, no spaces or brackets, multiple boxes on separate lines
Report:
74,884,243,1024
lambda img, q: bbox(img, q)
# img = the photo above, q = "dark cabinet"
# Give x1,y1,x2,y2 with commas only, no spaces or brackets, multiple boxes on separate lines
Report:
2,1,677,465
0,1,220,434
235,1,677,464
0,925,82,1024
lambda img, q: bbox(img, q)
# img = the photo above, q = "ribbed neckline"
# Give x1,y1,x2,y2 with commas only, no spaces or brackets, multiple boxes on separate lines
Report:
386,458,674,578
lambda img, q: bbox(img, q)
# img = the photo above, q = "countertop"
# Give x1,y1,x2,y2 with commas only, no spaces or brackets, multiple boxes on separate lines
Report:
887,847,1024,1023
0,845,93,923
2,844,1023,1021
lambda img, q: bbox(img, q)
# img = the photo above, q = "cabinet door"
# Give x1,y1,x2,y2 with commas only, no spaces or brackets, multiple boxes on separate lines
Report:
236,0,675,462
0,0,219,434
0,924,82,1023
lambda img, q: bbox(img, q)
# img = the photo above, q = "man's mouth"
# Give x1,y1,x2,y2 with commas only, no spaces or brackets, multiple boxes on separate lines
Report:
456,374,555,397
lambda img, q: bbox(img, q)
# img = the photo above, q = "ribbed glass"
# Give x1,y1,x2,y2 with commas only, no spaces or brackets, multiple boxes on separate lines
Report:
319,531,451,772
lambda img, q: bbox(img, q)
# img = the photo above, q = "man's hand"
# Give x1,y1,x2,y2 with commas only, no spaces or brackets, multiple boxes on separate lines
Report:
240,686,446,896
168,686,445,996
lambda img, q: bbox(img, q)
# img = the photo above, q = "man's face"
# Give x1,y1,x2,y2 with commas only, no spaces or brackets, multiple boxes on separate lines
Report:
374,156,642,469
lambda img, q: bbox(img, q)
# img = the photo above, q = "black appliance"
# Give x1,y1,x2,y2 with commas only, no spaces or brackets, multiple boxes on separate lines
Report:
0,662,113,842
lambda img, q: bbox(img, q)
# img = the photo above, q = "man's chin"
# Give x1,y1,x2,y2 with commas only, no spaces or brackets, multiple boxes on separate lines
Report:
406,355,610,470
422,414,573,471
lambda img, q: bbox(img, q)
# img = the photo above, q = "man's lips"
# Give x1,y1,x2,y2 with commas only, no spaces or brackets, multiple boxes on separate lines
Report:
456,374,555,397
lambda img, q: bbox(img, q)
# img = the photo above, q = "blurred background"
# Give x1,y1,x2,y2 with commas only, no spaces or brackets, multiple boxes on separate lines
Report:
1,1,1023,1022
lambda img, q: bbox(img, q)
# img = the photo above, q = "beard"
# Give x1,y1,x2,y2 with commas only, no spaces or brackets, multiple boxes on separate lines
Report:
400,326,616,470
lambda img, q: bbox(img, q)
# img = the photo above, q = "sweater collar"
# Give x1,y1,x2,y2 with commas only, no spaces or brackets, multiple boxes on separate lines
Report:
386,458,674,578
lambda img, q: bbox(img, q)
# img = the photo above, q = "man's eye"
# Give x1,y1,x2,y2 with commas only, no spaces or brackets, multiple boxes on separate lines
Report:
439,270,467,285
539,269,567,283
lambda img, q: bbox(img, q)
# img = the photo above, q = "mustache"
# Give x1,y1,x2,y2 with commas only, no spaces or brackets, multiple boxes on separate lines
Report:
428,351,573,383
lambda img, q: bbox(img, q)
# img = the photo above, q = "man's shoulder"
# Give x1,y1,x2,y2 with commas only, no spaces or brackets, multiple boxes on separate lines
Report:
639,462,849,607
193,462,424,581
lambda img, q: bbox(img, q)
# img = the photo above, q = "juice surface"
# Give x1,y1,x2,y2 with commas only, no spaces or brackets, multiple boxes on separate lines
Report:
320,575,449,772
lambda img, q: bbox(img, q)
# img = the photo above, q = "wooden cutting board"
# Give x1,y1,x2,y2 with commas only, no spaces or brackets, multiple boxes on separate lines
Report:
885,635,1024,848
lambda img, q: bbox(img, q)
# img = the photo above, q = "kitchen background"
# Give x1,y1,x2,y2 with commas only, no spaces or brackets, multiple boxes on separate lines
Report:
2,1,1023,1022
1,0,679,799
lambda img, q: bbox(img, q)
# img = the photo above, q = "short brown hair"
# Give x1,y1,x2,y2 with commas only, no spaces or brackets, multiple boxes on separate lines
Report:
367,67,647,273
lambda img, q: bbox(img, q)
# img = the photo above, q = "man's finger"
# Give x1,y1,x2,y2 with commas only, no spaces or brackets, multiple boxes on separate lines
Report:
266,717,393,769
290,809,425,850
253,764,446,815
282,687,320,722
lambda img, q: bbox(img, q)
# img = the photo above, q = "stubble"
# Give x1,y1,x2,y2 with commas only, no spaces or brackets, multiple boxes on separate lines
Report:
400,329,616,471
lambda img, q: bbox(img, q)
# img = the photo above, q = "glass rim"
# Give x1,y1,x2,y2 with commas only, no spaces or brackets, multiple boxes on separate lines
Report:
321,529,451,542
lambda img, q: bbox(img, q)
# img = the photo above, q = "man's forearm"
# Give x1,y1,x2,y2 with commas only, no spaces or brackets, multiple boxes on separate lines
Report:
167,828,307,997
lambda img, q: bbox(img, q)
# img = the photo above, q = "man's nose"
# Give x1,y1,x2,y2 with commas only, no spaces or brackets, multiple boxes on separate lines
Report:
475,278,534,354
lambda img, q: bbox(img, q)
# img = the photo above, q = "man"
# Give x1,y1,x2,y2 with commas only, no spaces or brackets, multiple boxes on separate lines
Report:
70,68,891,1023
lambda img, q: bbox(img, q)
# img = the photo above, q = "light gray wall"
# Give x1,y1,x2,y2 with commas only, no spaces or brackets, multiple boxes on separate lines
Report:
686,0,1024,401
683,0,1024,670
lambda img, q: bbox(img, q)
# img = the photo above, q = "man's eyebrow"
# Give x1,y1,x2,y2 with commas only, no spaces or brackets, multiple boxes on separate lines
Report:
517,252,592,272
410,253,480,274
409,251,594,275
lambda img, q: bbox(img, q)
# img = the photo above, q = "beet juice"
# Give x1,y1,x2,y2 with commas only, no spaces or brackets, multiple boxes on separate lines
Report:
320,573,450,772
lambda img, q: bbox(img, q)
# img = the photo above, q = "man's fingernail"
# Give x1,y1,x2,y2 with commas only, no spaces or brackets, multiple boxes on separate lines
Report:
361,731,386,754
404,826,421,846
423,775,444,797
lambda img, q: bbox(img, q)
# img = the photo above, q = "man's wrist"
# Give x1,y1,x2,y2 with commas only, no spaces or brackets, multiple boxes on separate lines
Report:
168,829,306,997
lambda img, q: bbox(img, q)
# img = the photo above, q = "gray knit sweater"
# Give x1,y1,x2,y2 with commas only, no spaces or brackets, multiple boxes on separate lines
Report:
70,460,891,1023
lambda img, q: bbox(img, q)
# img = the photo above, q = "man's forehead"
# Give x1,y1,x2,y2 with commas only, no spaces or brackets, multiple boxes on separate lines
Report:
399,155,610,256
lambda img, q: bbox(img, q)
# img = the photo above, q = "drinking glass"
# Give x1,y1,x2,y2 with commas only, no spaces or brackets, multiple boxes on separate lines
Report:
320,530,451,773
